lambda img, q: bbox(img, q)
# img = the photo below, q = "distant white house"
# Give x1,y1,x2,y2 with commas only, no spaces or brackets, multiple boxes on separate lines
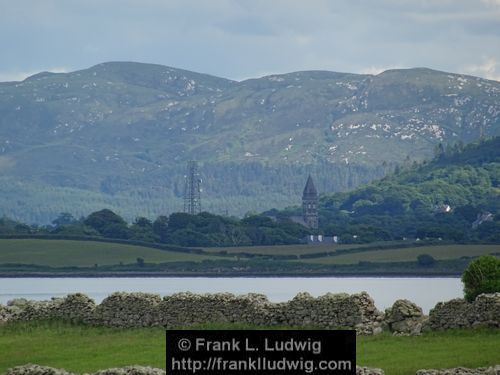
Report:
434,204,452,213
303,235,338,244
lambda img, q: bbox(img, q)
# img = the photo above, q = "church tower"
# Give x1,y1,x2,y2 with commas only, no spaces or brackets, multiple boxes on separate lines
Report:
302,175,319,229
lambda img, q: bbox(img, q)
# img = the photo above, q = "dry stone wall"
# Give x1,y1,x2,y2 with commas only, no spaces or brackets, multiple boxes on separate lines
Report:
94,292,161,327
155,292,276,327
416,366,500,375
3,365,164,375
428,293,500,330
385,299,427,335
3,365,386,375
0,291,383,334
280,292,384,334
0,292,499,335
5,365,500,375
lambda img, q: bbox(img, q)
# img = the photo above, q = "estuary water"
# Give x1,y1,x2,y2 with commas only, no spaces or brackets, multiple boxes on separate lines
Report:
0,277,462,313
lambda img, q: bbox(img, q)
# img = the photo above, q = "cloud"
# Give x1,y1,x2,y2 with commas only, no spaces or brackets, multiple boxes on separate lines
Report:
0,1,499,81
481,0,500,6
359,66,407,75
464,58,500,81
0,67,69,82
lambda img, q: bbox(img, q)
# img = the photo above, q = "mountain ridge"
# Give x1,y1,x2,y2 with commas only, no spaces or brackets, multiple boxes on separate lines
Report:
0,61,499,223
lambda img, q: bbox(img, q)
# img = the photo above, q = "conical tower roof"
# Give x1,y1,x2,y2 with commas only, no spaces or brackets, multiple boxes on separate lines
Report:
303,175,318,198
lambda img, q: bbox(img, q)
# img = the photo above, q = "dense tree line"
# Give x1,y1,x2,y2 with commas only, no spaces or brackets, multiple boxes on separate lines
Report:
0,160,386,225
2,137,499,246
0,209,310,247
307,137,500,243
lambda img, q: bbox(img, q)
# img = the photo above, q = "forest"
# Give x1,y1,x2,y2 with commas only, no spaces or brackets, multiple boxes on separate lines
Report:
1,137,499,247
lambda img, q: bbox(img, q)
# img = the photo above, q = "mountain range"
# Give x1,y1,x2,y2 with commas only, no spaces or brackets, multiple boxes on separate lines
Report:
0,62,499,223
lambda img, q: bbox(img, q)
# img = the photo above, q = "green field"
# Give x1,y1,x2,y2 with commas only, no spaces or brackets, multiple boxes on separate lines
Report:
0,321,498,375
0,239,221,267
297,245,500,265
1,239,498,269
203,242,395,256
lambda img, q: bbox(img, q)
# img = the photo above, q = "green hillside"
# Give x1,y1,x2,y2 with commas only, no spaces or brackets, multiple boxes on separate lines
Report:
300,137,500,243
1,62,499,222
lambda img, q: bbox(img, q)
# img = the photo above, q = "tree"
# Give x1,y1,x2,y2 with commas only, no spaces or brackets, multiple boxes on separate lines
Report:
52,224,99,236
168,212,197,231
153,215,169,243
101,223,132,239
52,212,77,227
461,255,500,302
417,254,436,266
84,209,128,236
130,217,157,242
133,217,153,228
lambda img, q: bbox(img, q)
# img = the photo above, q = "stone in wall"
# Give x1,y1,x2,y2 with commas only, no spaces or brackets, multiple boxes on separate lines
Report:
4,364,74,375
472,293,500,328
92,366,166,375
416,365,500,375
51,293,96,324
0,304,10,323
428,298,474,329
93,292,161,327
3,364,387,375
385,299,426,335
0,300,26,322
279,291,384,334
155,292,275,328
356,366,385,375
0,295,96,324
428,293,500,330
7,298,62,322
350,292,385,335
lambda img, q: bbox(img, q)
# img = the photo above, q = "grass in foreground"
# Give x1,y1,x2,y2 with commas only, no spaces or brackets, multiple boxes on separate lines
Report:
0,321,498,375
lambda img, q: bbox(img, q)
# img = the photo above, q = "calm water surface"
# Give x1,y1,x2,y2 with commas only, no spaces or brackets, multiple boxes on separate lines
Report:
0,277,462,313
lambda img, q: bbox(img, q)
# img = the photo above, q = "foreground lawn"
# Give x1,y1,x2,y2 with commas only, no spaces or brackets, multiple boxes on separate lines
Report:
357,328,500,374
0,239,221,267
0,321,498,375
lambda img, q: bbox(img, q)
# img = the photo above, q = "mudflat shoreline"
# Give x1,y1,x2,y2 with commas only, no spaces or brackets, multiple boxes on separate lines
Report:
0,271,462,278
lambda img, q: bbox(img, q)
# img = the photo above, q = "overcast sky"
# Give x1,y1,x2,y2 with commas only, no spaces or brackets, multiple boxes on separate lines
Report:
1,0,500,82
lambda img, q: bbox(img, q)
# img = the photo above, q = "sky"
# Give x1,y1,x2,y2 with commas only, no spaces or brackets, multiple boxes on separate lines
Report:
1,0,500,82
